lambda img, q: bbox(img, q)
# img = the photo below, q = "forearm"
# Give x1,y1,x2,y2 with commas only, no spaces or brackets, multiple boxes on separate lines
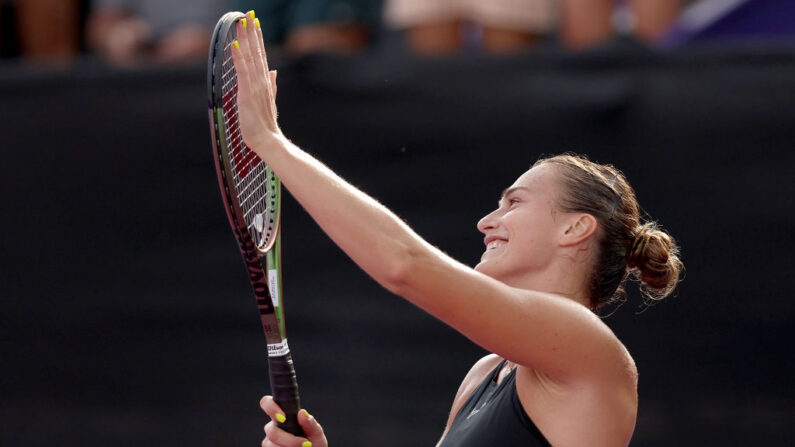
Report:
255,135,429,292
229,16,624,379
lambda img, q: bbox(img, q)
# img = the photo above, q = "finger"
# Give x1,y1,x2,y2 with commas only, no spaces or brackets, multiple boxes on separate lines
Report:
270,70,278,100
261,435,294,447
298,409,325,443
230,32,249,100
234,18,255,93
246,12,276,112
250,11,271,77
264,420,311,447
244,10,268,81
230,40,250,106
249,13,278,122
240,11,277,124
260,395,285,420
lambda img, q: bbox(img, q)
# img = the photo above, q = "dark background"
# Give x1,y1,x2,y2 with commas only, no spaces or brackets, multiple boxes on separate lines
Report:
2,42,794,446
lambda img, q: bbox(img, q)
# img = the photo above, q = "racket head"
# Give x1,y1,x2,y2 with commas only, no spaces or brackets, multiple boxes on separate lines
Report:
206,13,303,436
208,11,281,255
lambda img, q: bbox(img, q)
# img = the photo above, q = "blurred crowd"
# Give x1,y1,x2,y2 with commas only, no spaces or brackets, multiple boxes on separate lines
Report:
0,0,792,65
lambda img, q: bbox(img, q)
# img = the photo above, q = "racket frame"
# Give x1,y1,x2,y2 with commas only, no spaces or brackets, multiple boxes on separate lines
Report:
207,11,303,436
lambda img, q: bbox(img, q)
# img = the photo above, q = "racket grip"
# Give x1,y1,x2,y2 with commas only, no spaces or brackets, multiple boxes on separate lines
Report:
268,352,305,436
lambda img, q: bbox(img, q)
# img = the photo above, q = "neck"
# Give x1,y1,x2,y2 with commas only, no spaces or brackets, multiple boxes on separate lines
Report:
505,257,592,309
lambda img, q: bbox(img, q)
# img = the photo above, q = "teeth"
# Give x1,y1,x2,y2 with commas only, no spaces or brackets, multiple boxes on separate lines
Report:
487,240,504,250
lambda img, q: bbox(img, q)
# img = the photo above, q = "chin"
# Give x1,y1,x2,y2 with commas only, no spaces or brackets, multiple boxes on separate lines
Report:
474,261,497,278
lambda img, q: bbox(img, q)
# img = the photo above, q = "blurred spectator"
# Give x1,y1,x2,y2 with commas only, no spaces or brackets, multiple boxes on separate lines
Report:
233,0,381,56
384,0,685,54
627,0,685,42
0,0,84,63
86,0,229,65
384,0,557,54
562,0,683,49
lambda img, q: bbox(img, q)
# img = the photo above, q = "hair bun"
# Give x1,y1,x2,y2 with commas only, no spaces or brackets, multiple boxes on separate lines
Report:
627,222,683,302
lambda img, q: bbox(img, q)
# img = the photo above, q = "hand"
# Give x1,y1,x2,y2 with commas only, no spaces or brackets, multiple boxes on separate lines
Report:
260,395,328,447
230,11,282,154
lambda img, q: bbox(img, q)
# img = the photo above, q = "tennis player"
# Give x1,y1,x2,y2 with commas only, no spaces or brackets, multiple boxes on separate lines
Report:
231,11,683,447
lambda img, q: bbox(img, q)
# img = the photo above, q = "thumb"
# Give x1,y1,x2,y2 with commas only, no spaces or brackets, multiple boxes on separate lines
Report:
298,409,325,442
269,70,278,98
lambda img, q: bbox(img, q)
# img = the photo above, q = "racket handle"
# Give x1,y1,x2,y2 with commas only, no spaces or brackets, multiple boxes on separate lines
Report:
268,352,305,436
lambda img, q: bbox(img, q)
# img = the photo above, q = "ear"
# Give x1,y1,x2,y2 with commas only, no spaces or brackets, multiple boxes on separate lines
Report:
559,213,598,247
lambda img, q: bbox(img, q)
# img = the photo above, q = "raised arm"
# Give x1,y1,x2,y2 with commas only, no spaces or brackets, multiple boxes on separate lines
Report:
231,13,627,383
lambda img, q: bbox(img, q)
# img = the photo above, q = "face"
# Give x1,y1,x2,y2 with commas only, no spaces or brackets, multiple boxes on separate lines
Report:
474,164,565,284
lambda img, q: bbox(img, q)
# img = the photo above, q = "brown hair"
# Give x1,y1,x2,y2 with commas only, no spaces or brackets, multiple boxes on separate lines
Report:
534,154,683,310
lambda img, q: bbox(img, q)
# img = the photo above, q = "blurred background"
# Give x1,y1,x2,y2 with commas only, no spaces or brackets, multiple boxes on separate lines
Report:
1,0,794,445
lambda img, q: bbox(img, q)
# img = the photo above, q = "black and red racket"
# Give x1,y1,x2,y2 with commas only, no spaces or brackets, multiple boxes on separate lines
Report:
206,11,303,436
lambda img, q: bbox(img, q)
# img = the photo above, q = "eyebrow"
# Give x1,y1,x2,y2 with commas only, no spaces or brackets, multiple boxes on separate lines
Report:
500,186,531,199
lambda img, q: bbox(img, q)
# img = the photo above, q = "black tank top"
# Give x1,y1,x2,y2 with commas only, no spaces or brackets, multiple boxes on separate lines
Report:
438,360,551,446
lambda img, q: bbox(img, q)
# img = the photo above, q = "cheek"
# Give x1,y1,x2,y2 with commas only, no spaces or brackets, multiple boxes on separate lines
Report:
511,217,558,256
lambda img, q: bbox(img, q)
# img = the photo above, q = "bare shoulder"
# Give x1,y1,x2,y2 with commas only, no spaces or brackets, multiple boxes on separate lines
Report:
452,354,502,406
617,340,638,389
515,335,639,446
468,354,504,378
588,339,639,445
560,303,638,386
438,354,502,443
572,320,639,410
598,338,639,421
593,323,639,393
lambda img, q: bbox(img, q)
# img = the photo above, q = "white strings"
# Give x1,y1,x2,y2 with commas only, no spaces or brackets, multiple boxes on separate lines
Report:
219,26,274,248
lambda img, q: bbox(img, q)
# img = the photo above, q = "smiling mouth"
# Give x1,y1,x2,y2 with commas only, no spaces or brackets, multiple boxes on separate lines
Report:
486,240,506,250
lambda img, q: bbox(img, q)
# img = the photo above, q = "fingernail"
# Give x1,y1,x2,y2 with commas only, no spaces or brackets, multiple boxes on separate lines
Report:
254,18,261,28
302,442,312,447
248,10,256,20
241,18,247,29
274,70,278,80
233,40,239,50
299,409,309,418
275,413,286,423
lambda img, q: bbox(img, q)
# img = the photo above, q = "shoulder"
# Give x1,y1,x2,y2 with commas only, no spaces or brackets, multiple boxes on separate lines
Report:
580,342,639,445
609,341,639,409
588,325,639,391
506,289,636,383
465,354,503,384
456,354,502,398
514,342,638,446
437,354,504,446
446,355,503,421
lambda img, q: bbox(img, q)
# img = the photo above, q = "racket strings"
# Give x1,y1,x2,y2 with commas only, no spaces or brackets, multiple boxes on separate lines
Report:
219,34,276,248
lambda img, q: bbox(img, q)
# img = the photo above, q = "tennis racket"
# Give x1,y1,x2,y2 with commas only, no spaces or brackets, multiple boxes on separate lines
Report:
207,11,303,436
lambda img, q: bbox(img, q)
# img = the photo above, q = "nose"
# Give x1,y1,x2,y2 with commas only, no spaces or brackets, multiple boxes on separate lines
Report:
477,208,499,233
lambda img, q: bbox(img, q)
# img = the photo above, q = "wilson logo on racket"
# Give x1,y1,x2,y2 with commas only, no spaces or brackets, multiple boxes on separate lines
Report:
222,85,260,178
235,226,275,316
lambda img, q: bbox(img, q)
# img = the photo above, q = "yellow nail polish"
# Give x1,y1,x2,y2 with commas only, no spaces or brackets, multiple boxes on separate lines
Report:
254,18,261,28
299,409,308,418
274,70,278,80
248,10,256,20
233,40,239,50
302,442,312,447
241,18,247,29
275,413,286,423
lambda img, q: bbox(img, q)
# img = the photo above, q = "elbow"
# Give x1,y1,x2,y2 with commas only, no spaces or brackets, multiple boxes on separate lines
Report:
380,244,422,297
